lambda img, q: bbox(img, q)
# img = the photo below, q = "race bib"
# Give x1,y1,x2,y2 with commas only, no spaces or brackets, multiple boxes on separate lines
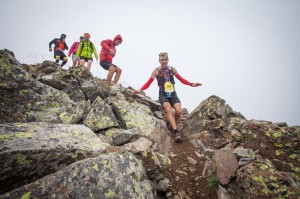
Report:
164,81,174,93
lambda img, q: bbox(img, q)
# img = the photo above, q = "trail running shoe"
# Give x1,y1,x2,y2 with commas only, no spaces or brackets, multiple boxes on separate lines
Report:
174,132,182,142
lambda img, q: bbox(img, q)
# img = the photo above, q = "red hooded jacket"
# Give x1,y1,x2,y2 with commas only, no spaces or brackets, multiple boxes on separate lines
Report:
99,35,122,62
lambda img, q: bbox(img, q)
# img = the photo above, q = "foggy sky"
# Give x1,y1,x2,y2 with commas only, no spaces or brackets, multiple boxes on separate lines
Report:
1,0,299,125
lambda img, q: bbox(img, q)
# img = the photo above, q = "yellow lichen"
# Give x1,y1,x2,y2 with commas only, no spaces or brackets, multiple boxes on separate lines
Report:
275,150,284,156
15,132,32,138
273,131,282,138
20,192,31,199
0,134,11,140
252,175,264,182
59,112,73,124
142,150,148,157
259,164,269,171
104,189,115,197
103,160,111,169
262,188,271,195
16,153,32,165
289,154,297,159
270,175,277,181
275,143,283,148
92,162,99,171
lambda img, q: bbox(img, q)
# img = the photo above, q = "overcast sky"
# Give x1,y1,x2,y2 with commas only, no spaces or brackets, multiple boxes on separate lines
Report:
1,0,299,126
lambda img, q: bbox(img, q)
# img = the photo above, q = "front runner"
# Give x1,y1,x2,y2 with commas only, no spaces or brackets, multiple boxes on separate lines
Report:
133,52,202,141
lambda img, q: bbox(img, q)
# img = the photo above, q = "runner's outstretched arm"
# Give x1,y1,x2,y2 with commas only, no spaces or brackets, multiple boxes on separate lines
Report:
173,67,202,87
132,69,157,93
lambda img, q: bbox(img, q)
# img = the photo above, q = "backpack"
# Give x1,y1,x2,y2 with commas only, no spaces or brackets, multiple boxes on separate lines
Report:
80,41,94,53
54,39,65,50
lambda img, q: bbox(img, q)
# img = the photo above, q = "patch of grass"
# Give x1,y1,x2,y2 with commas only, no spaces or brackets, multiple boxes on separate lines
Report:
207,174,219,191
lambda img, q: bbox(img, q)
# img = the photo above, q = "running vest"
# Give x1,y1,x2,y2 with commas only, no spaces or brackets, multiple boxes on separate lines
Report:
55,40,65,51
79,41,94,53
156,66,176,97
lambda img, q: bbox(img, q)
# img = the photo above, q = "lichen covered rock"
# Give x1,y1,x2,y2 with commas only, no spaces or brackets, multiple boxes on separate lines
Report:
236,158,300,198
0,122,109,194
83,96,119,131
1,152,154,199
0,49,84,124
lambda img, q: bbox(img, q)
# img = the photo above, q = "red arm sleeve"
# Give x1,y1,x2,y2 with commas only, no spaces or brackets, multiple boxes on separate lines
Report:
141,77,155,90
175,74,192,86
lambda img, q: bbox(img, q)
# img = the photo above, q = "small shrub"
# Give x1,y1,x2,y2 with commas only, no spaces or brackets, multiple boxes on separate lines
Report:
207,174,219,191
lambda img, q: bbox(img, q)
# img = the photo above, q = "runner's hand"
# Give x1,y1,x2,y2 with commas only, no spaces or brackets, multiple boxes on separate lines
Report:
49,48,52,52
109,49,115,56
191,83,202,87
132,89,141,93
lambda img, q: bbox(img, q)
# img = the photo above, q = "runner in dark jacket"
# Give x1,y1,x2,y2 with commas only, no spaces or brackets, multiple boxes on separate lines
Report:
49,33,69,67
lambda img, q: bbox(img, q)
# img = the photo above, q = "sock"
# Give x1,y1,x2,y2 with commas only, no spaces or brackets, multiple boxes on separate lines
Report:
55,60,59,64
61,61,67,67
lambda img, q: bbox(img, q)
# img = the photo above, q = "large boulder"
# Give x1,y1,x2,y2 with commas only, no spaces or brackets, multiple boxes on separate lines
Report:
83,96,119,131
241,120,300,167
0,49,84,124
183,95,245,138
108,84,171,155
69,67,99,103
62,80,86,102
0,152,154,199
236,157,300,198
22,60,73,90
0,122,109,194
213,150,239,185
181,95,300,198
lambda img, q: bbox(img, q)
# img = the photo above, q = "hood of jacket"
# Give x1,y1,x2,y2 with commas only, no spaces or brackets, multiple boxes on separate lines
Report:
113,35,122,45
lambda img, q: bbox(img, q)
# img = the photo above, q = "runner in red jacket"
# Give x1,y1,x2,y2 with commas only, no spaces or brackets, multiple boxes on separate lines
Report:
99,35,123,85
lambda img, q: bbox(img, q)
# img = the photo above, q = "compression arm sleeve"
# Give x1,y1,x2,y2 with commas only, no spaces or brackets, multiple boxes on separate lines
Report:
175,74,192,85
141,77,155,90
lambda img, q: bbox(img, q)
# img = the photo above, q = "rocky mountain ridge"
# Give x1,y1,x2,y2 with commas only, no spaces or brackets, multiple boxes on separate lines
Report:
0,49,299,198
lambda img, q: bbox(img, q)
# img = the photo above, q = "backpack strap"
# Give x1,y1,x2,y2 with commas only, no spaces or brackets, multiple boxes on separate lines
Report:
90,42,94,53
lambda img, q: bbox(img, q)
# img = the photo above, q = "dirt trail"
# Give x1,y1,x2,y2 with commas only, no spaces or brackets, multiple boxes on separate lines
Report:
142,131,217,199
164,133,217,199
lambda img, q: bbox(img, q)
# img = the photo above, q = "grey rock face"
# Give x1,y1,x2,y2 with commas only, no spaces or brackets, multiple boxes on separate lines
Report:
214,150,238,185
83,96,119,131
1,152,154,199
0,49,84,124
0,122,109,194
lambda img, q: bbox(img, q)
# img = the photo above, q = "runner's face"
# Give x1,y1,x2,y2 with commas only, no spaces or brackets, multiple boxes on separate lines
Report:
115,39,122,46
159,58,168,67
